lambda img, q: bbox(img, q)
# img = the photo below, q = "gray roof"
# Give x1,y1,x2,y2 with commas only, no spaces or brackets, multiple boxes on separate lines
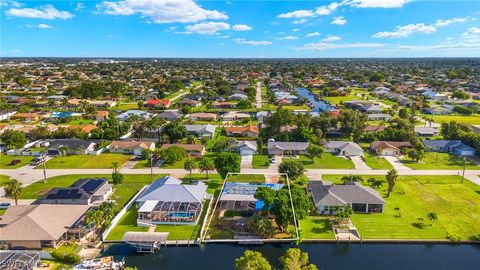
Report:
237,140,257,151
414,126,439,134
47,138,96,150
185,124,216,134
325,141,363,152
267,141,309,151
157,110,182,120
309,181,385,206
137,176,207,203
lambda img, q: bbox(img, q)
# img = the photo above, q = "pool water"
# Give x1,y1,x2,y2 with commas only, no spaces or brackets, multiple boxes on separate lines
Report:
167,212,193,218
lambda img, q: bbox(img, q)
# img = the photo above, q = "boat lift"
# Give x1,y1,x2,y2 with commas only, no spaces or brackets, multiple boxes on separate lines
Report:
122,232,169,253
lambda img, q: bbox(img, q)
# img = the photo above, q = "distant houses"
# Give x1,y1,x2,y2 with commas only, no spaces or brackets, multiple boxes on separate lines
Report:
423,140,476,156
185,124,216,139
225,125,259,137
267,141,309,156
370,141,412,156
324,141,363,157
109,140,155,156
37,178,112,205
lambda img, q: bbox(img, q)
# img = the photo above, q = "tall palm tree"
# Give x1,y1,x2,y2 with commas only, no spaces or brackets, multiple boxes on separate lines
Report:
183,158,197,183
5,179,22,205
386,169,398,197
198,158,215,180
186,135,197,144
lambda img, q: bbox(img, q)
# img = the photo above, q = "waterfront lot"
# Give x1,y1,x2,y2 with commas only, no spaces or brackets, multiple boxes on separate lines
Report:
286,153,355,169
400,152,480,170
0,155,33,169
321,175,480,240
299,216,335,240
43,153,133,169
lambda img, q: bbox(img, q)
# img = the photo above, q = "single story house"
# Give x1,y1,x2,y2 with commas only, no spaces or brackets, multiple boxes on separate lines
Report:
161,143,206,157
414,126,440,137
188,112,217,121
221,111,251,121
309,180,385,215
324,141,363,156
267,141,309,156
37,178,112,205
367,113,391,121
225,125,259,137
370,141,412,156
217,182,284,212
144,99,171,108
136,176,209,225
157,110,183,121
95,110,109,121
236,140,257,156
185,124,216,139
364,125,386,133
109,140,155,156
422,106,452,115
46,138,97,156
0,204,91,249
423,140,476,156
117,110,154,121
177,98,201,107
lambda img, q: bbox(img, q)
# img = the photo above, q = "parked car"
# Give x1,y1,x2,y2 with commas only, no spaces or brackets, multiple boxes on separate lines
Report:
269,157,276,163
0,202,11,209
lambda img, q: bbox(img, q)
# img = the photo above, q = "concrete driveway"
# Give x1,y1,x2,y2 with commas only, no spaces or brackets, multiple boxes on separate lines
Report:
383,156,411,170
240,154,253,169
351,156,371,170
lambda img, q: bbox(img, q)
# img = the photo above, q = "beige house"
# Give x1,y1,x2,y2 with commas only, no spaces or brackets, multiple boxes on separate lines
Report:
109,140,155,156
0,204,91,249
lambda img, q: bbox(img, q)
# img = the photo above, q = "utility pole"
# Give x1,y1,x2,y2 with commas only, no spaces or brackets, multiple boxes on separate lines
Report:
42,155,47,183
461,156,466,183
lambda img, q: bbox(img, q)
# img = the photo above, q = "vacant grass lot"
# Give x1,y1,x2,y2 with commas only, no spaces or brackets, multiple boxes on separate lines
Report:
422,114,480,125
0,155,33,169
115,103,140,110
44,154,133,169
321,174,480,240
287,153,355,169
226,174,266,183
252,155,270,169
363,152,393,170
299,216,335,239
400,152,480,170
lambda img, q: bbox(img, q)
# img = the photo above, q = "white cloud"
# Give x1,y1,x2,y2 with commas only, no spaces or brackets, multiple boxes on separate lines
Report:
372,23,437,38
463,27,480,37
303,41,384,50
5,4,73,19
234,38,272,46
38,23,52,28
306,32,320,37
232,24,252,31
321,35,342,42
185,21,230,35
344,0,410,8
277,9,314,18
434,17,472,27
276,35,299,40
315,2,340,15
0,0,22,8
75,2,85,11
100,0,228,23
293,18,308,24
331,16,347,25
292,28,300,32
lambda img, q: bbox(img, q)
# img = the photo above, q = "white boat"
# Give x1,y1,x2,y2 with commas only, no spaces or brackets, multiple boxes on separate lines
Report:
73,256,125,270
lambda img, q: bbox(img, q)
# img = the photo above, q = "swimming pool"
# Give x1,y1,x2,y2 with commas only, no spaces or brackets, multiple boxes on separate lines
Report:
167,212,194,218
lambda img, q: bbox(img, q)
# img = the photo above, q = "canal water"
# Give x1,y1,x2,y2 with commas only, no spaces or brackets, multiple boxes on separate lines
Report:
296,87,337,112
103,243,480,270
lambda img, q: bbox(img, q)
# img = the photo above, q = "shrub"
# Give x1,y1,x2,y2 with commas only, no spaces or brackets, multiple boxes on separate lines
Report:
50,249,81,264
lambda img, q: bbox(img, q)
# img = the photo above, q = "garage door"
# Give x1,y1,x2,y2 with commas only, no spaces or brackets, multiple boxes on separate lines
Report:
240,149,254,156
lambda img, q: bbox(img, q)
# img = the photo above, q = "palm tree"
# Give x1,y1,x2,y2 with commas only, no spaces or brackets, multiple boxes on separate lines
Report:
198,158,215,180
58,145,69,156
186,135,197,144
5,179,22,205
386,169,398,197
111,162,119,174
183,158,197,183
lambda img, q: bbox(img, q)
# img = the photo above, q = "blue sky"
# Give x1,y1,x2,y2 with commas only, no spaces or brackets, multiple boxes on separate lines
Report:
1,0,480,57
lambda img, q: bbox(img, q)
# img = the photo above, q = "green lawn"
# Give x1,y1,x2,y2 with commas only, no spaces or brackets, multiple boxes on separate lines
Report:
321,174,480,240
105,206,149,240
0,155,33,169
115,103,140,110
67,119,95,125
287,153,355,169
400,152,480,170
0,175,11,186
363,152,393,170
44,154,133,169
226,174,266,183
252,155,270,169
422,114,480,125
299,216,335,239
322,95,358,105
157,153,217,169
0,209,6,216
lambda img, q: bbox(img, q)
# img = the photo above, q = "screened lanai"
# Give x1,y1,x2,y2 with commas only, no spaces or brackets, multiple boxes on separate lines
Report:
138,200,202,224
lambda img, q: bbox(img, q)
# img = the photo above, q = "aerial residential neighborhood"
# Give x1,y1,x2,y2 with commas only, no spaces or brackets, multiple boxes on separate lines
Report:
1,0,480,269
